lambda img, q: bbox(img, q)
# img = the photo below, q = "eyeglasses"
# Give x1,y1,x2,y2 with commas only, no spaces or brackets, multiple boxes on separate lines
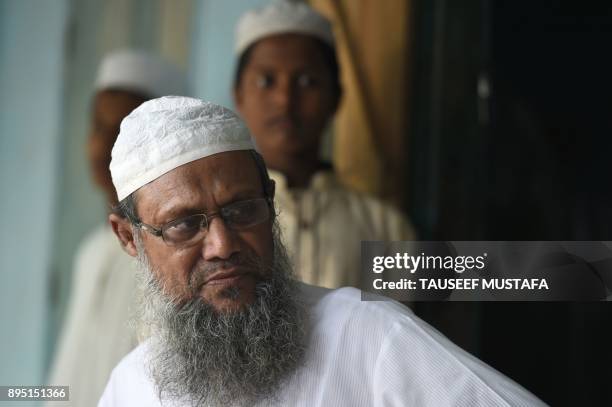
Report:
136,198,272,247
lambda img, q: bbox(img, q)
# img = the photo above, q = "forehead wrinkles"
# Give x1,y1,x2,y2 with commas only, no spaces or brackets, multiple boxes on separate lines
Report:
137,152,263,220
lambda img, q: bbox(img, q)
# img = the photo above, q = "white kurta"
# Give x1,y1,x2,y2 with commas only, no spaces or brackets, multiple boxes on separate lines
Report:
271,170,416,288
99,284,545,407
48,225,139,407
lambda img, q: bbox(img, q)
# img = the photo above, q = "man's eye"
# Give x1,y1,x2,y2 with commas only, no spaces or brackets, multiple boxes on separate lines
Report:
255,74,274,89
226,203,255,221
223,201,262,227
297,74,316,88
163,215,203,242
168,216,201,232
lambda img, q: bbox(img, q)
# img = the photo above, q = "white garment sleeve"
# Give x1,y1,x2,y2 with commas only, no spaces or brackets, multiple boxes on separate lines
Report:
97,376,114,407
95,341,165,407
372,321,547,407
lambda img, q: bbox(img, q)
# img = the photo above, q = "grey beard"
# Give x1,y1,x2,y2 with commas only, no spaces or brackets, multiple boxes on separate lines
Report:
134,226,306,406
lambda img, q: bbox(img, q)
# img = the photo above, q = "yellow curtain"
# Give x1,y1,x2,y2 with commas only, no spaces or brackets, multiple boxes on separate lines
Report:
310,0,413,207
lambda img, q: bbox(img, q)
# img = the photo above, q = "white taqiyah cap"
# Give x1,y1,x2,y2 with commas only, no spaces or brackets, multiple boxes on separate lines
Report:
235,0,335,56
95,49,186,97
110,96,255,201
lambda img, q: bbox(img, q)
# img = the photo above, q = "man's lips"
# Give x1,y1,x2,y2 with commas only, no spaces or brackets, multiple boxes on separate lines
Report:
266,116,299,131
203,267,251,286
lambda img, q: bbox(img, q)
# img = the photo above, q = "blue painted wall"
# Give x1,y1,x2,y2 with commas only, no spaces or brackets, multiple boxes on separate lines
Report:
189,0,270,109
0,0,68,386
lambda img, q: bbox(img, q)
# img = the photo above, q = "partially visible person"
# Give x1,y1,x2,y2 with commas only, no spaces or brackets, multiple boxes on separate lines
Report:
47,49,186,407
233,1,416,288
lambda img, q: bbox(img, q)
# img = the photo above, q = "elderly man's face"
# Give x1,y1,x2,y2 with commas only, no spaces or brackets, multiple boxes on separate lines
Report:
132,151,274,312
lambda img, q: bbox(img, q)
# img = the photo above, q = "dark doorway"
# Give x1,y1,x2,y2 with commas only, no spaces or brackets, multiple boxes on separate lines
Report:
409,1,612,405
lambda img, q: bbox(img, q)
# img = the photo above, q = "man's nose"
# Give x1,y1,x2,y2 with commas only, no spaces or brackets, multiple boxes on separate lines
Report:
271,77,296,111
202,217,240,261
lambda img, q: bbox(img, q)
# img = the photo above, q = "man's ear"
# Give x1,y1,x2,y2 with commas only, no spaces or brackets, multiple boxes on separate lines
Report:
109,213,138,257
329,86,342,118
266,179,277,218
233,85,244,112
267,179,276,200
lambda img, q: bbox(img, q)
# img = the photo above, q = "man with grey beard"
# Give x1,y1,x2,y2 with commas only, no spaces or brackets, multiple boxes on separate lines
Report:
99,97,545,406
134,219,304,406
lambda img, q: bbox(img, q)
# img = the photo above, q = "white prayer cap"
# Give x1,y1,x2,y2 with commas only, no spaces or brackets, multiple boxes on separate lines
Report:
235,0,334,56
95,49,186,98
110,96,255,201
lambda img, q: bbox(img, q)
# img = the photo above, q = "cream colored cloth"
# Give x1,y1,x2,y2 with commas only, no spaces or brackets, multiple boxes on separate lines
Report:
48,225,138,407
271,169,416,288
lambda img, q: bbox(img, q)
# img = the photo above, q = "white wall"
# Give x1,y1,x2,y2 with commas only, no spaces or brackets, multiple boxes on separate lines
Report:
0,0,68,385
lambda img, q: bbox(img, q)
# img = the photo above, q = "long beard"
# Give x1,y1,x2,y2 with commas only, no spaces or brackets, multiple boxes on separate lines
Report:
134,227,306,406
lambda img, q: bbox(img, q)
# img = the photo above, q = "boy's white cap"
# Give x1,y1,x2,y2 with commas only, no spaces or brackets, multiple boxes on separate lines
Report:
95,49,186,97
235,0,334,56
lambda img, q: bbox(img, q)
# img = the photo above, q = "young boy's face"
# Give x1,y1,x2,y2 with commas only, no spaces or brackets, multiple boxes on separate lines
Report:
235,34,339,167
